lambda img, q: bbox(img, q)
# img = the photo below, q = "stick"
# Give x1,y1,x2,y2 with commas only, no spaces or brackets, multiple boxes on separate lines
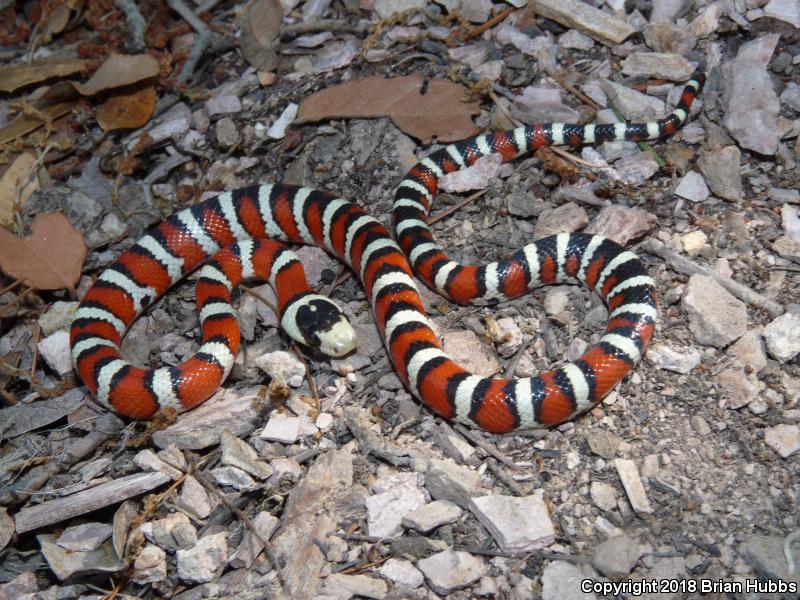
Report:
640,238,784,318
115,0,146,52
167,0,212,83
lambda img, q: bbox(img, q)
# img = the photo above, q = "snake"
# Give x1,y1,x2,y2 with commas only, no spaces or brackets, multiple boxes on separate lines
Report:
69,72,705,433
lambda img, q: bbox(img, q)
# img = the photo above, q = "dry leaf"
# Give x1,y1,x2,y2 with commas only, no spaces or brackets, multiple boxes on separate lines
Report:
239,0,283,71
0,213,87,290
0,153,40,226
296,75,481,143
0,58,88,94
97,86,157,131
74,53,159,96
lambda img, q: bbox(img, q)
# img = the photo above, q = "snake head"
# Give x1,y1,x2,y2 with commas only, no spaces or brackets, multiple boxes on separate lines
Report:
281,294,357,357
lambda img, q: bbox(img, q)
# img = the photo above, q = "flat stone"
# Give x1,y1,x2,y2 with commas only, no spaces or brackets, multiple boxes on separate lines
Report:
674,171,710,203
739,535,800,585
0,572,39,598
697,146,742,201
37,330,73,376
140,512,197,550
403,500,462,533
253,350,305,386
205,94,241,116
592,535,643,579
614,151,660,185
650,0,688,23
590,481,618,512
374,0,425,18
682,274,748,347
763,0,800,27
728,328,767,372
716,366,761,409
781,81,800,113
38,534,123,581
469,493,556,555
176,532,228,584
323,573,389,599
0,508,12,554
379,558,424,588
621,52,696,81
764,424,800,458
534,202,589,238
366,473,428,539
783,204,800,241
211,465,258,491
423,459,483,508
260,415,302,444
177,475,215,519
529,0,636,45
587,205,656,244
220,430,273,480
39,301,78,336
587,430,621,459
763,312,800,363
417,549,486,595
721,34,781,156
541,561,597,600
56,522,112,552
646,343,702,374
614,459,653,515
442,330,500,377
601,81,665,121
228,511,280,568
440,154,504,193
559,29,595,50
215,117,239,148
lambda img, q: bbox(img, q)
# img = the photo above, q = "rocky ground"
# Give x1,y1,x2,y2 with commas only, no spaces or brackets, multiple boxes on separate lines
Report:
1,0,799,598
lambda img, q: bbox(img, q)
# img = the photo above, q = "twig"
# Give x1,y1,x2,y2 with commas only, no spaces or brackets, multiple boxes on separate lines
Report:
0,285,35,317
486,458,526,495
489,90,522,128
453,423,518,470
167,0,213,83
0,279,22,297
551,72,602,111
462,6,514,40
640,239,784,318
428,189,488,225
30,324,40,380
115,0,146,52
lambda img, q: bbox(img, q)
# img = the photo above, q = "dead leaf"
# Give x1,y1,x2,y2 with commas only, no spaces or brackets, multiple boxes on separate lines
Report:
97,86,157,131
239,0,283,71
0,58,88,94
0,213,86,290
0,153,40,226
296,75,481,143
73,53,159,96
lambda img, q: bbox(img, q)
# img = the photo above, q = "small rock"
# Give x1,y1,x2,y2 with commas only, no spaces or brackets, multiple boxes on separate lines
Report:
697,146,742,201
682,274,748,347
587,205,656,244
674,171,710,203
541,561,597,600
728,328,767,372
402,500,462,533
367,472,428,538
133,544,167,584
423,459,483,508
140,512,197,550
646,343,702,374
590,481,618,511
601,81,665,121
781,81,800,113
134,449,183,480
267,103,298,140
614,151,660,185
176,532,228,584
38,533,122,580
740,535,800,585
56,522,112,552
764,424,800,458
534,202,589,238
716,366,761,409
691,416,712,436
215,116,239,148
220,430,273,480
783,204,800,242
650,0,689,23
0,572,39,597
442,330,500,377
680,230,709,256
260,415,302,444
440,154,504,193
211,465,258,491
253,350,305,386
323,573,389,599
39,301,78,336
762,312,800,363
508,190,539,218
469,493,556,555
592,535,643,579
378,558,425,588
544,287,570,315
373,0,425,18
587,430,621,459
205,94,241,116
37,330,73,377
177,475,215,519
614,459,652,515
763,0,800,27
228,511,280,568
417,549,486,595
460,0,493,22
559,29,595,50
621,52,696,81
721,34,781,155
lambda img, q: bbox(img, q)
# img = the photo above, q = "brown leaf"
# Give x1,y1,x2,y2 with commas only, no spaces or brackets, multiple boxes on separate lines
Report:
0,153,40,227
96,86,157,131
73,53,159,96
0,58,88,94
296,75,481,143
0,213,87,290
239,0,283,71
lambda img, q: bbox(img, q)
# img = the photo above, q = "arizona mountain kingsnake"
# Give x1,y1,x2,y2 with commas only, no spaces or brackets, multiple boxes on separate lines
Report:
70,73,705,433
